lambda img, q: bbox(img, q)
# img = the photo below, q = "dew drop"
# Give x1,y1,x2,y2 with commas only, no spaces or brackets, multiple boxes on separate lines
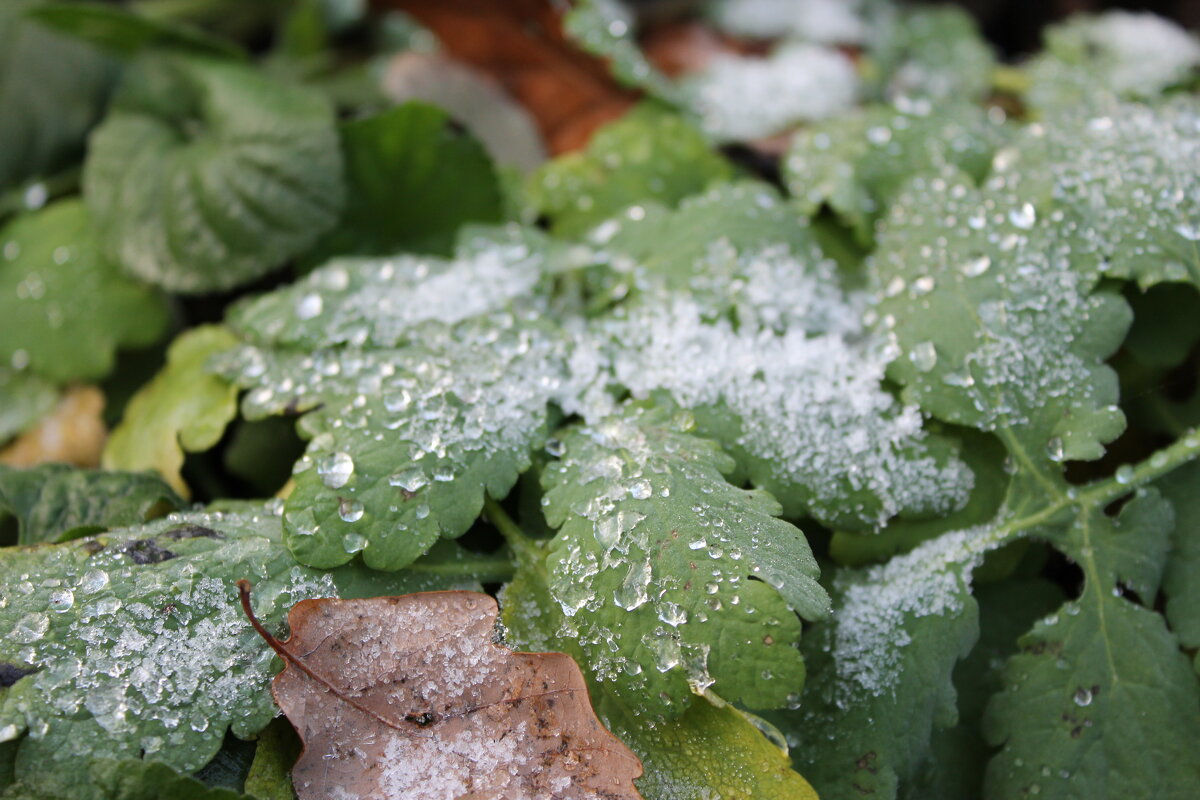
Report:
338,498,364,522
317,452,354,488
629,479,652,500
389,468,427,493
79,569,109,594
1009,202,1036,230
11,612,49,643
960,255,991,277
1046,437,1065,462
909,341,938,373
47,589,74,612
295,292,323,320
614,561,651,611
342,533,368,553
1114,464,1134,485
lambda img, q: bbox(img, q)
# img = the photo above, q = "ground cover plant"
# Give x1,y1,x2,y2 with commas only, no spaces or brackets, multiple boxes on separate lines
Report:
1,0,1199,797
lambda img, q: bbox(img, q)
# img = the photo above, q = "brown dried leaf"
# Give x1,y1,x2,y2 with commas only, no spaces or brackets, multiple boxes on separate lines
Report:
375,0,637,154
240,585,644,800
0,385,106,467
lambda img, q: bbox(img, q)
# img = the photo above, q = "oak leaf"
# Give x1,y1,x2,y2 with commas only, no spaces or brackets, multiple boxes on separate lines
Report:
240,584,644,800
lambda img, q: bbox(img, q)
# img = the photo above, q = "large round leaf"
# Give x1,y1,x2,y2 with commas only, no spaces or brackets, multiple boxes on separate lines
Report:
83,56,344,293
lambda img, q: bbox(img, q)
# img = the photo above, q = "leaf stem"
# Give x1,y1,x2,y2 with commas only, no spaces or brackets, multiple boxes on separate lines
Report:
483,496,544,567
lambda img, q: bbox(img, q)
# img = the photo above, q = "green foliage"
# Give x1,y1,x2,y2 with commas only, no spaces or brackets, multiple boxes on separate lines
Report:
1159,462,1200,670
1026,11,1200,110
499,534,818,799
540,404,828,714
0,1,115,193
0,464,183,545
83,55,343,293
0,201,168,384
870,7,996,103
527,105,733,237
0,507,502,791
104,326,240,497
215,228,564,570
26,2,241,59
308,102,503,261
1,758,252,800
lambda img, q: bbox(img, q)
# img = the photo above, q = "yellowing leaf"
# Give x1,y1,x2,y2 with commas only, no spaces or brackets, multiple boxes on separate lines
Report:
103,326,239,496
0,385,105,467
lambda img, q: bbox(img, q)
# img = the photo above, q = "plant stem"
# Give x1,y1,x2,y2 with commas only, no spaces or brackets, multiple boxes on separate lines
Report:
483,496,544,567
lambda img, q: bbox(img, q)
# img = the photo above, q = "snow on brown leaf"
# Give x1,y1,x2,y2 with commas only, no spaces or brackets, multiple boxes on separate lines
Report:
239,584,644,800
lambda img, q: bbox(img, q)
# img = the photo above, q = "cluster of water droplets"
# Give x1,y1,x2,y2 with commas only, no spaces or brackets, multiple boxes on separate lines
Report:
0,509,336,770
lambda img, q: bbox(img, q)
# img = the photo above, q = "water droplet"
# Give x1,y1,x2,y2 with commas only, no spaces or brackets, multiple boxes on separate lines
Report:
885,276,907,297
629,480,652,500
960,255,991,277
414,503,430,520
48,589,74,612
317,452,354,488
338,498,364,522
657,602,687,627
342,533,368,553
11,612,49,643
1114,464,1134,484
296,292,323,320
545,438,565,457
1009,202,1036,230
910,275,935,296
614,561,651,610
688,538,707,551
1175,223,1200,242
23,183,47,210
79,569,109,594
909,341,937,372
389,468,426,493
1046,437,1065,462
51,246,70,265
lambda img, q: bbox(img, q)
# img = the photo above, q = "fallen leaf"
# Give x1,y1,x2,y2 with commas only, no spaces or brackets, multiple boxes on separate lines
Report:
239,583,645,800
0,385,105,467
376,0,637,153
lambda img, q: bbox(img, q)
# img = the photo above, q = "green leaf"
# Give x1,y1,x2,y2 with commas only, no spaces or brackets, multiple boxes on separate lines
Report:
26,3,241,60
991,98,1200,289
214,228,567,570
83,55,344,293
2,758,251,800
307,102,503,262
500,538,819,799
784,103,1005,240
870,8,996,103
0,201,169,384
540,403,828,715
872,171,1130,474
592,184,975,529
0,464,183,545
904,577,1065,800
1158,461,1200,666
561,0,680,104
0,371,56,445
0,506,495,786
779,527,989,800
527,104,733,238
104,326,240,498
984,576,1200,795
0,1,115,192
1026,12,1200,110
242,719,298,800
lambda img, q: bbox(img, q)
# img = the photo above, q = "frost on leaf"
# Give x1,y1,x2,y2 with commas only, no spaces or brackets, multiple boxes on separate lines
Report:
681,44,859,142
0,507,490,787
1027,12,1200,109
990,98,1200,289
216,228,571,571
873,171,1131,469
589,186,974,528
783,525,993,798
541,404,829,715
246,589,643,800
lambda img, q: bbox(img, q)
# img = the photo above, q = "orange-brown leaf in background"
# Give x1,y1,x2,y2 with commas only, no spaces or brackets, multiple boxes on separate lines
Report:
373,0,638,154
240,585,644,800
